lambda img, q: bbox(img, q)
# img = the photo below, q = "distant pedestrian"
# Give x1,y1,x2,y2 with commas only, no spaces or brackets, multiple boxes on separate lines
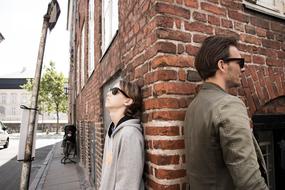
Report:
184,36,269,189
99,80,144,190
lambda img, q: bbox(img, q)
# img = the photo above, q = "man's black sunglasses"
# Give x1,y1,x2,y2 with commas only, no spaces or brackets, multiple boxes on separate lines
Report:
109,87,130,98
223,58,245,69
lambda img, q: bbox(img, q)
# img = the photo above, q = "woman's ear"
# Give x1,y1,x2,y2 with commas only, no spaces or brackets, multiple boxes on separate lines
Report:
124,98,133,106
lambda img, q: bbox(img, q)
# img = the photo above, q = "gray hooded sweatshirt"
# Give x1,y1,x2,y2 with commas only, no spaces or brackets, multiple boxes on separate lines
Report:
99,119,145,190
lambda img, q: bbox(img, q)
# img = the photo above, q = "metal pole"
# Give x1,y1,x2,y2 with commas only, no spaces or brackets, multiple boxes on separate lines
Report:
19,15,49,190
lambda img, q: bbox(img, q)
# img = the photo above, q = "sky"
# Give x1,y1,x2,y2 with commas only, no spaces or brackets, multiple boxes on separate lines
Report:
0,0,69,77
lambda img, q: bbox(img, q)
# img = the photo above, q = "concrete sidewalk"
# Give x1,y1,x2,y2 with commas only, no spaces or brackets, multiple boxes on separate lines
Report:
31,141,91,190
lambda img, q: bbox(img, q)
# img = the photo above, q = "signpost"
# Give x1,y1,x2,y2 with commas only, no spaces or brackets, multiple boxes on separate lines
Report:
19,1,60,189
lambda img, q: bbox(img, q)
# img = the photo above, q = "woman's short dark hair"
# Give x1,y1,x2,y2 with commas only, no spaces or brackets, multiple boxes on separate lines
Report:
119,80,142,118
194,36,238,80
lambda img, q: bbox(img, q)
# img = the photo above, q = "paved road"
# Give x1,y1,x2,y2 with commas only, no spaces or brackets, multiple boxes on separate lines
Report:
0,133,63,190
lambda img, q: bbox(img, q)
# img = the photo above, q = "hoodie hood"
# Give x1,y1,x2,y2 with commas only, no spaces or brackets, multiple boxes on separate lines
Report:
111,118,142,137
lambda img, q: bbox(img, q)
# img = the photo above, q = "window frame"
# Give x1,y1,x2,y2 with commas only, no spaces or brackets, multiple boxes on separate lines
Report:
81,23,85,89
101,0,119,55
243,0,285,20
88,0,95,77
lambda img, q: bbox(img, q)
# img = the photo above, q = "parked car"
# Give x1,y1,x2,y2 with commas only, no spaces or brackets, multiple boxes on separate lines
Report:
0,121,9,148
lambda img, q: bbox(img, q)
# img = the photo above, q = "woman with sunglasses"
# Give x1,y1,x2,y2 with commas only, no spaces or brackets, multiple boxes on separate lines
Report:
99,80,144,190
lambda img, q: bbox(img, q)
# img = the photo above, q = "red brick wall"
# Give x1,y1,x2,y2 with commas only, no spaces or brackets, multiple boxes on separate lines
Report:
71,0,285,189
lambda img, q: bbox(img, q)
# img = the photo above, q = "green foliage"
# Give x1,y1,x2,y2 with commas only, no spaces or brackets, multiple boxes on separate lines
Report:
21,61,67,117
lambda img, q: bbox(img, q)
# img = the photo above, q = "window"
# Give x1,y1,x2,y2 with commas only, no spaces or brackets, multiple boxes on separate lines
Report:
1,94,7,104
0,106,5,116
256,130,276,190
11,107,16,115
102,0,119,53
81,23,85,88
76,47,80,95
11,93,17,104
244,0,285,19
88,0,95,77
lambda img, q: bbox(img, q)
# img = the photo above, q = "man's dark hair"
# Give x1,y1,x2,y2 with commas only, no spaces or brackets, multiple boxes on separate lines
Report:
194,36,238,80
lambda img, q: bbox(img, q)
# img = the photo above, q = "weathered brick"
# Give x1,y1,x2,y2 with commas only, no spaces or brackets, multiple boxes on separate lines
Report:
222,19,233,29
201,2,226,16
154,82,196,95
228,10,249,23
278,51,285,59
266,58,283,67
157,28,192,42
151,55,194,69
156,41,176,54
153,139,185,149
193,34,208,43
155,168,186,179
250,16,270,29
147,178,180,190
240,34,261,46
146,153,180,165
155,2,190,19
152,110,186,121
271,21,285,33
178,44,185,54
178,69,187,81
144,97,188,109
134,63,148,78
184,0,199,8
245,25,255,35
185,44,200,56
215,28,239,39
185,21,213,34
193,11,207,22
220,0,243,9
155,15,174,28
252,55,265,65
208,15,220,26
144,126,180,136
144,70,177,84
234,21,245,32
256,27,266,37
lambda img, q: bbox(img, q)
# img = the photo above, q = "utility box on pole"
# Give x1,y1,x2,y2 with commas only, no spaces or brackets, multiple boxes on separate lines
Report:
17,106,37,161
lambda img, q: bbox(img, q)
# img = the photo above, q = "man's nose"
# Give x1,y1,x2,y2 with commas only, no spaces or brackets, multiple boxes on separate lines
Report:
241,67,245,73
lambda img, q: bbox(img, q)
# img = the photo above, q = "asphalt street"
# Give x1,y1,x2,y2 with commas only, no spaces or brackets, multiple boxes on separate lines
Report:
0,133,63,190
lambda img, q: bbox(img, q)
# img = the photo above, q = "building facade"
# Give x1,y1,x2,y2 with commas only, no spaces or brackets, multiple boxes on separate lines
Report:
67,0,285,189
0,68,68,132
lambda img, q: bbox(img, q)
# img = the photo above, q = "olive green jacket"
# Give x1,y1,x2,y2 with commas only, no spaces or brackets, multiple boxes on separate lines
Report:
184,82,268,190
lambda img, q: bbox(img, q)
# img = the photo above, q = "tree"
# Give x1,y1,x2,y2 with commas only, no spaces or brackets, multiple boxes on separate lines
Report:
21,61,67,134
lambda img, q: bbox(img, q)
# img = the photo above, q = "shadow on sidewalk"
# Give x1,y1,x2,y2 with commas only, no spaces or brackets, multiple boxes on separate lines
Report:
0,144,54,190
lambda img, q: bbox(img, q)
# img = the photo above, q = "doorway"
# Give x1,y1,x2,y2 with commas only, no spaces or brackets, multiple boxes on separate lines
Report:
253,114,285,190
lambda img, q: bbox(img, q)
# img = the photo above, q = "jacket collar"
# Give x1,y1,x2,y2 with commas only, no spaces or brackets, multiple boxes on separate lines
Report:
202,82,226,93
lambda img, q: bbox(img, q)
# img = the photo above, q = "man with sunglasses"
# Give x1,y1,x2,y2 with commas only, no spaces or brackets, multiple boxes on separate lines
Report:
184,36,268,190
99,81,144,190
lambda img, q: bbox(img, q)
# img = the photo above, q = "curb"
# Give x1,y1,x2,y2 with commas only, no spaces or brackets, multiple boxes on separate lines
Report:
29,142,58,190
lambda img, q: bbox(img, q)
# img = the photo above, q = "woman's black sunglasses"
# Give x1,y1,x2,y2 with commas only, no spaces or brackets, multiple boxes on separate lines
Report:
223,58,245,69
109,87,130,98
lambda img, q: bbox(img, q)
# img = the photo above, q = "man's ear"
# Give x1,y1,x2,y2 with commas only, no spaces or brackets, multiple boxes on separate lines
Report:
217,60,226,73
124,98,133,106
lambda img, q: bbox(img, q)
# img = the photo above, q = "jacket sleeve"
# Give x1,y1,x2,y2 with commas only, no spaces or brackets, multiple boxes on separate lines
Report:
216,97,268,190
115,128,144,190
